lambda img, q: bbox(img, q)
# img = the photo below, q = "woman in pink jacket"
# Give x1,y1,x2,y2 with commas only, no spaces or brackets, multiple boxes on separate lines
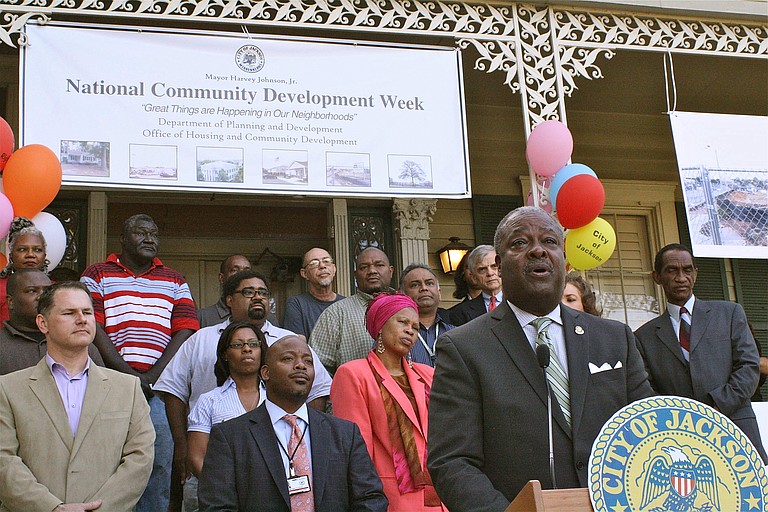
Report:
331,292,445,511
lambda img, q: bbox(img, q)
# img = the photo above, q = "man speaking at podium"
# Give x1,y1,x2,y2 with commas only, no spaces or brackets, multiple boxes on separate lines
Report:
427,207,654,511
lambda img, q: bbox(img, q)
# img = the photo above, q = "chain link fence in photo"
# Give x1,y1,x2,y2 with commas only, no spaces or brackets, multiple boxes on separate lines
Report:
681,166,768,248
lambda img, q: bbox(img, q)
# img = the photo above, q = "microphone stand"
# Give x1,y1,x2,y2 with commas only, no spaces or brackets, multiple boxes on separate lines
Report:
536,344,557,490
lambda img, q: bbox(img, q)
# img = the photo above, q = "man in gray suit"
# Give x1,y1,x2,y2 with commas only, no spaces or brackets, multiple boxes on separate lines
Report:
427,206,654,511
634,243,767,463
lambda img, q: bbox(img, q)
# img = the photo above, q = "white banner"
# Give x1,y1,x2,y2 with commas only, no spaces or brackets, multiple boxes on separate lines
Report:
21,23,470,198
669,111,768,259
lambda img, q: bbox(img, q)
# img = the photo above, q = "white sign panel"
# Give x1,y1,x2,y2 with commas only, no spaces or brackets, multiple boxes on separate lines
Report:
669,111,768,259
21,23,470,198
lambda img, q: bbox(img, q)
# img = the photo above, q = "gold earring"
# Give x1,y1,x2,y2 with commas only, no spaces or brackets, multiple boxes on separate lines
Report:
376,334,385,354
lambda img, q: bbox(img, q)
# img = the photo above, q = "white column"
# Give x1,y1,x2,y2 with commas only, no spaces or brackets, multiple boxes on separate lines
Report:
331,198,352,296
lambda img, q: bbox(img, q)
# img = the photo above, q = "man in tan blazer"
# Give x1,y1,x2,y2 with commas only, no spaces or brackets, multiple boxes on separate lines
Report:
0,281,154,512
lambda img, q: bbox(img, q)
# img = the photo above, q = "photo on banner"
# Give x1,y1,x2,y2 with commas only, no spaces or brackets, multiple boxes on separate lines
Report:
20,22,470,198
669,111,768,259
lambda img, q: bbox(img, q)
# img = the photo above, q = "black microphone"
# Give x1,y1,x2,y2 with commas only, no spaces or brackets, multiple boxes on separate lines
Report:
536,344,557,489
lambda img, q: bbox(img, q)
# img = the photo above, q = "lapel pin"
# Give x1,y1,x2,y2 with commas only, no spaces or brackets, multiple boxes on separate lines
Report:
575,326,585,335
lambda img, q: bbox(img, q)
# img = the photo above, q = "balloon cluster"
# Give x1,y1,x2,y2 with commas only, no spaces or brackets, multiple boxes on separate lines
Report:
0,116,66,269
525,120,615,270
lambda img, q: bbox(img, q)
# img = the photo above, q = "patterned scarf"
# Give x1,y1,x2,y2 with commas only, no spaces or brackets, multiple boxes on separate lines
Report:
371,360,441,506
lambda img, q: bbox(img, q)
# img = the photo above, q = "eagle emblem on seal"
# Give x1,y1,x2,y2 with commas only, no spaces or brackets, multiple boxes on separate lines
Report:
639,446,720,512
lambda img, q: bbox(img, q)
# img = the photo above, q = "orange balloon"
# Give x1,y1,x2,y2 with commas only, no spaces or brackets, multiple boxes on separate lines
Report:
3,144,62,218
0,253,6,269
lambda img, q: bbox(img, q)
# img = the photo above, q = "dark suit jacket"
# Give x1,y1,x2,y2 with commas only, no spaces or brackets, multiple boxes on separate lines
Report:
198,403,388,512
427,302,654,512
448,295,487,326
634,299,767,462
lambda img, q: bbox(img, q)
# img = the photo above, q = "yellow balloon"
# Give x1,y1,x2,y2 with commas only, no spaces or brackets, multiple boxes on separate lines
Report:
565,217,616,270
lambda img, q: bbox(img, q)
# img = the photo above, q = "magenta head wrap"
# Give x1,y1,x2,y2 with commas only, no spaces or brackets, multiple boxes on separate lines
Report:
365,292,419,340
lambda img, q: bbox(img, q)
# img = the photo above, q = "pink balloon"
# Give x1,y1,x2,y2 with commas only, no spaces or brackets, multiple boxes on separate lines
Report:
0,192,12,239
0,116,13,172
525,120,574,177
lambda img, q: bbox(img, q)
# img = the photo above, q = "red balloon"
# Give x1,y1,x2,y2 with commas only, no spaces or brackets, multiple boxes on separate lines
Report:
3,144,62,218
555,174,605,229
0,116,13,172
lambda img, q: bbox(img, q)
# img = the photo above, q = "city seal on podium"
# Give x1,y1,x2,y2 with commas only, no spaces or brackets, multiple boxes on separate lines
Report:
589,396,768,512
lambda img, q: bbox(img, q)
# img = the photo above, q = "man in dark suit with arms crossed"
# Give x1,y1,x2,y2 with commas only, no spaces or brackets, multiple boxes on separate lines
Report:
198,334,387,511
634,243,767,462
427,206,654,512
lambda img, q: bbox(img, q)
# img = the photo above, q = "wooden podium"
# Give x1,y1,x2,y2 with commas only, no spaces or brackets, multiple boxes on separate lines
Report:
505,481,593,511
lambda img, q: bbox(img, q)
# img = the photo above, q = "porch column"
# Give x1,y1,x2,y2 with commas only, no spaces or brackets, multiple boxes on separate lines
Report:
86,191,107,265
331,198,352,297
392,198,437,270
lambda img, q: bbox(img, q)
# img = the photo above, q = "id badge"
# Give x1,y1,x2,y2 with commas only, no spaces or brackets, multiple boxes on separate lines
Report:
287,475,311,495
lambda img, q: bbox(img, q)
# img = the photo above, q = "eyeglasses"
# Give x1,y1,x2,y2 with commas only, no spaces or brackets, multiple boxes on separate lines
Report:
304,257,335,269
233,287,270,299
228,341,261,350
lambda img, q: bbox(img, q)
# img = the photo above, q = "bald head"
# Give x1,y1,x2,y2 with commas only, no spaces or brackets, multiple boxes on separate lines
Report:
260,335,315,412
219,255,251,285
300,248,337,291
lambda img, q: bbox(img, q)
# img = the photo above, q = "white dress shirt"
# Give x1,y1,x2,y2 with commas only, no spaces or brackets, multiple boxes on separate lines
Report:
508,302,569,377
265,398,312,478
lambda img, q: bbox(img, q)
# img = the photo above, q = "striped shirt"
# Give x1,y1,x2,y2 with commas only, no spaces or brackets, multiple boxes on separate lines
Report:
81,254,199,371
187,377,266,434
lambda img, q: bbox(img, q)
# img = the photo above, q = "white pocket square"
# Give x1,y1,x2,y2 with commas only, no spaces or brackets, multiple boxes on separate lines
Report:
588,361,623,374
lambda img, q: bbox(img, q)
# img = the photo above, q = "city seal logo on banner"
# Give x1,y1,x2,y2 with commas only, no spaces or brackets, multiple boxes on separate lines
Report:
235,45,265,73
589,396,768,512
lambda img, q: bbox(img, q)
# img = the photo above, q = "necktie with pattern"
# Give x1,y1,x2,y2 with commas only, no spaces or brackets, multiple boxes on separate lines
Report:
489,295,497,311
283,414,315,512
679,306,691,357
531,317,571,429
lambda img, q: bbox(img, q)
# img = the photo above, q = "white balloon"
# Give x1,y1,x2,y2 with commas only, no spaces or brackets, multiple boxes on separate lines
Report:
31,212,67,269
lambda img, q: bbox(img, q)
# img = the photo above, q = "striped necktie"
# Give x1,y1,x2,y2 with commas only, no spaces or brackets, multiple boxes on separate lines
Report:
679,306,691,360
531,317,571,429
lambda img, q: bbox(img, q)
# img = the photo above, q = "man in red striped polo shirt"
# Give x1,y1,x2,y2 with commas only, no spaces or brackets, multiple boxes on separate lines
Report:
81,213,199,512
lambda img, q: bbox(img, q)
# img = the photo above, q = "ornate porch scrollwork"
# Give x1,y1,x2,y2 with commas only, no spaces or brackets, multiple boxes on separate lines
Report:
458,38,519,91
0,0,764,103
1,10,48,47
514,3,564,126
554,9,768,56
558,46,614,97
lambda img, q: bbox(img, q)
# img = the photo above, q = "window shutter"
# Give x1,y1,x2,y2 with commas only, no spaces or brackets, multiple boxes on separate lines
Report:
675,202,727,301
733,259,768,346
472,195,523,245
